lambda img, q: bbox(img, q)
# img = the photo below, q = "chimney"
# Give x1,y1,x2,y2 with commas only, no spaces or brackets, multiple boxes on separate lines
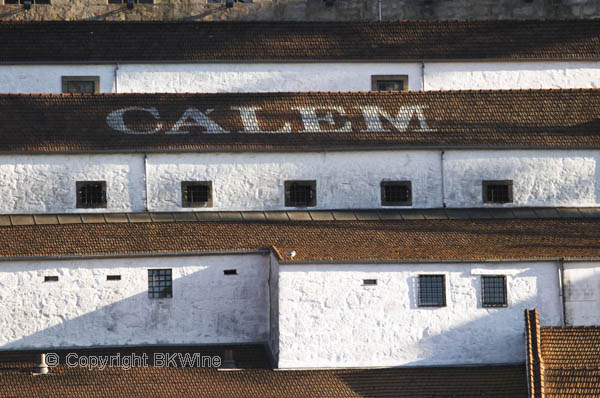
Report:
33,354,49,375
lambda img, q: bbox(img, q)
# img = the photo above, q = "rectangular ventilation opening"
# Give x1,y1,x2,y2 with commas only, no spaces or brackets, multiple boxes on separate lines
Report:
483,180,513,204
285,180,316,207
44,276,59,282
107,275,121,281
363,279,377,286
224,269,237,275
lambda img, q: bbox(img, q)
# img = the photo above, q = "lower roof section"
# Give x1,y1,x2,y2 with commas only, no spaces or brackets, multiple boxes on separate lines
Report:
1,208,600,262
0,345,527,397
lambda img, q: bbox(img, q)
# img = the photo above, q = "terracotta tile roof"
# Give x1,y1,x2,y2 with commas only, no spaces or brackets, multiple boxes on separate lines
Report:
1,213,600,261
525,309,600,397
0,346,527,397
1,90,600,153
0,20,598,62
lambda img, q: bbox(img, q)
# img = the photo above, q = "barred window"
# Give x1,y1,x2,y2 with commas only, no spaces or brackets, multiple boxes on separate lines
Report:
381,181,412,206
482,276,507,307
483,180,513,204
108,0,153,4
285,180,316,207
418,275,446,307
181,181,212,207
76,181,107,208
4,0,50,4
148,269,172,299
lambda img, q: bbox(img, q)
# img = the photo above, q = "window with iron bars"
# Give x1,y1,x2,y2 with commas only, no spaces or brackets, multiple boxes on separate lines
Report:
4,0,50,4
483,180,513,204
76,181,107,208
482,275,508,307
381,181,412,206
418,275,446,307
148,269,172,299
181,181,213,207
285,180,316,207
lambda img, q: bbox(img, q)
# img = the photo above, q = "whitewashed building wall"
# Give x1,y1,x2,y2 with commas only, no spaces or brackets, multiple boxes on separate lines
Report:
0,254,269,349
277,262,563,368
564,262,600,326
1,61,599,93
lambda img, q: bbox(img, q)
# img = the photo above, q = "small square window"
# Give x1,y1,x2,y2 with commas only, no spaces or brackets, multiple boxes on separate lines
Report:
418,275,446,307
44,276,59,282
62,76,99,94
381,181,412,206
285,180,316,207
371,75,408,92
482,276,507,307
148,269,172,299
181,181,213,207
483,180,513,204
76,181,107,209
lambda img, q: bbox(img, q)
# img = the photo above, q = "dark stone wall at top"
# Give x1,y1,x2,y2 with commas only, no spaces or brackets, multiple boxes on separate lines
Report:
0,0,599,22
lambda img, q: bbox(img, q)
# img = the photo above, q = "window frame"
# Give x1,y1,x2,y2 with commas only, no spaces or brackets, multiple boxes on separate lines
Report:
148,269,173,299
418,274,446,307
381,180,412,206
181,181,213,208
76,181,107,209
482,180,513,204
284,180,317,207
371,75,409,92
107,0,154,4
4,0,50,5
481,275,508,307
61,76,100,94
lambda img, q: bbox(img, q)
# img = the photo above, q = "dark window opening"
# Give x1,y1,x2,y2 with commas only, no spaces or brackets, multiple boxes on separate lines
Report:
44,276,59,282
148,269,172,299
62,76,99,94
224,269,237,275
418,275,446,307
381,181,412,206
363,279,377,286
182,181,213,207
482,275,508,307
5,0,50,4
371,75,408,92
483,180,513,204
107,275,121,281
76,181,107,208
285,180,316,207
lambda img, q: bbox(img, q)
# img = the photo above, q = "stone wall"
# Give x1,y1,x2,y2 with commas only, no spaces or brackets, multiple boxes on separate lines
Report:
0,0,598,22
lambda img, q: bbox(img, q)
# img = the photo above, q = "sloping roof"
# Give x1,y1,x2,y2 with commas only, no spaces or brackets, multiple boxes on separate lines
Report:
0,346,527,397
0,20,598,62
2,211,600,261
1,90,600,153
525,309,600,398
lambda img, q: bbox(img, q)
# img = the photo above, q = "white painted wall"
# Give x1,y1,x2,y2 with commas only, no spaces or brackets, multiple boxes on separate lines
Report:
564,262,600,326
277,262,562,368
0,65,115,93
443,150,600,208
425,62,600,90
1,61,598,93
0,154,145,214
0,254,269,349
146,151,442,211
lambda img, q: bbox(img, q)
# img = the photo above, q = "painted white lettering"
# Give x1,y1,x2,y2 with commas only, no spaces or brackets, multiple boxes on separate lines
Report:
292,106,352,133
232,106,292,134
356,105,434,133
106,107,162,135
167,108,229,135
